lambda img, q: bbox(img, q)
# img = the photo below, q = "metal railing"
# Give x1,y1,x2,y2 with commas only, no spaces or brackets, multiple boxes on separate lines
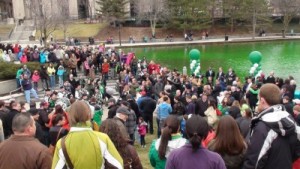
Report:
9,87,22,100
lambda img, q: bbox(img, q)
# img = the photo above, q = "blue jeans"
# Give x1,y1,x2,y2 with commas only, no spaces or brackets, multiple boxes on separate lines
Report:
24,88,39,103
16,78,21,89
49,76,55,90
58,75,63,87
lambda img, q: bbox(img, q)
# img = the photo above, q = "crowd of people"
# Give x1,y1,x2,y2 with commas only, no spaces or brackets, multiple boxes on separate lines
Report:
0,42,300,169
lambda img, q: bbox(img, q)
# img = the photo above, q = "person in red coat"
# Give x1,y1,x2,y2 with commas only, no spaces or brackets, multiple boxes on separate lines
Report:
20,53,28,63
102,58,110,80
13,44,19,54
147,60,156,75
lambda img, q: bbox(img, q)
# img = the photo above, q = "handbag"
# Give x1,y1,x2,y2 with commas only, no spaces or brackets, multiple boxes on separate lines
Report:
48,127,63,155
61,137,74,169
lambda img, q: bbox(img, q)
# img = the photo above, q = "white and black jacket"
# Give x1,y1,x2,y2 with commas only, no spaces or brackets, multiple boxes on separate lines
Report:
243,104,300,169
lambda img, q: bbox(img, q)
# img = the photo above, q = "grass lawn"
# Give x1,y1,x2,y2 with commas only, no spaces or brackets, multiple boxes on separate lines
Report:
134,121,158,169
39,22,106,40
0,24,14,34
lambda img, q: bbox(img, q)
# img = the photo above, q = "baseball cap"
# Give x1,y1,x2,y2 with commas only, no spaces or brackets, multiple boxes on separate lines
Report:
116,107,130,115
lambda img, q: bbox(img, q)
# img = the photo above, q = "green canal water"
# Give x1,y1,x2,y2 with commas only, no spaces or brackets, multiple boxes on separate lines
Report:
123,40,300,84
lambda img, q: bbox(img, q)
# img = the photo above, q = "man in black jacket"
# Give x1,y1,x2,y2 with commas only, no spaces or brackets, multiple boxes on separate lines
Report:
205,67,215,82
126,94,140,123
139,96,156,134
40,65,49,90
3,102,20,138
107,98,119,119
243,84,300,169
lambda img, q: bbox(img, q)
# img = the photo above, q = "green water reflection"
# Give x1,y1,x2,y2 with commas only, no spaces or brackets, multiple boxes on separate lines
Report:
123,40,300,84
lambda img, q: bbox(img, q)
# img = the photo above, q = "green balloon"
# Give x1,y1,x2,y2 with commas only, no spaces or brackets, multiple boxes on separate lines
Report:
249,51,262,64
189,49,201,60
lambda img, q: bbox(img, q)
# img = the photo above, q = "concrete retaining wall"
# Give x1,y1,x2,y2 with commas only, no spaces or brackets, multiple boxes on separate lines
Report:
0,79,17,95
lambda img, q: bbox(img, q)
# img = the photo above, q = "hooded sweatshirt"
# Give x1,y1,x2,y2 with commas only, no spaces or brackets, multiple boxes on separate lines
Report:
149,134,186,169
243,104,300,169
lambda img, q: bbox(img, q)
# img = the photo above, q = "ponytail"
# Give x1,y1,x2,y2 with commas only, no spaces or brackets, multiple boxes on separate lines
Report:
158,126,172,159
189,133,201,151
186,115,209,152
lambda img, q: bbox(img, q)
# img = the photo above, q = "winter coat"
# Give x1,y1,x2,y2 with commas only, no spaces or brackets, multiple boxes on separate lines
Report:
47,66,55,76
56,65,65,76
166,144,226,169
40,66,49,80
13,44,19,54
68,57,77,69
157,102,172,120
0,135,52,169
208,140,246,169
243,104,300,169
40,52,46,64
16,69,23,79
185,102,195,115
149,134,186,169
32,73,40,82
125,110,137,135
20,55,28,63
138,122,147,136
102,62,110,73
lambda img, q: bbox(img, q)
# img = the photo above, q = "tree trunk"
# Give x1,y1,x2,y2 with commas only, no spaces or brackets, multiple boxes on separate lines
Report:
231,17,234,33
150,13,157,38
211,0,216,26
283,15,291,38
252,9,256,39
43,28,47,47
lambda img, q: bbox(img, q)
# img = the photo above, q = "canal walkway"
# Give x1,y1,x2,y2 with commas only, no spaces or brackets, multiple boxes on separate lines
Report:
2,35,300,47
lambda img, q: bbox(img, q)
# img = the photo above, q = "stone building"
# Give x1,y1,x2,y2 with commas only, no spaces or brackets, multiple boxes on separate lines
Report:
0,0,101,21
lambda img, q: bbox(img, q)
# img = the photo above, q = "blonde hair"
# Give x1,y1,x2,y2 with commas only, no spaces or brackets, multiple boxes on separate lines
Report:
69,101,91,126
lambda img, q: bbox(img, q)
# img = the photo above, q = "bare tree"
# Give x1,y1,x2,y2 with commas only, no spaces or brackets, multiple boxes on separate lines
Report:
57,0,70,40
243,0,271,39
25,0,61,46
133,0,167,37
272,0,300,37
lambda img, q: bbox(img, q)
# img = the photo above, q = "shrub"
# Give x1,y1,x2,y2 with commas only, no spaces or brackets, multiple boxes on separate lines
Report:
0,62,42,80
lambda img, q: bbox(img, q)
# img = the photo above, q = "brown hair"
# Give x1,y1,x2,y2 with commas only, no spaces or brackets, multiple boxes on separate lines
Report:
213,115,245,155
68,101,91,126
259,83,281,106
208,96,217,109
158,115,180,159
54,105,64,114
99,119,131,165
232,100,241,108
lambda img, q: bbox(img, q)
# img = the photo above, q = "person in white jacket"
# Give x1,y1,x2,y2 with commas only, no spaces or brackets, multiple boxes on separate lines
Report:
204,97,219,128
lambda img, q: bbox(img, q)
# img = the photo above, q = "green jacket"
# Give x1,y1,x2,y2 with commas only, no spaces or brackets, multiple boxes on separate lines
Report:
149,134,186,169
16,69,23,79
52,126,123,169
93,109,103,126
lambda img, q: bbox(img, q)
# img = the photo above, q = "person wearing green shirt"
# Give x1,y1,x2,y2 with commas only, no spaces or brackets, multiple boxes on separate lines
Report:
52,101,123,169
149,115,186,169
16,66,23,89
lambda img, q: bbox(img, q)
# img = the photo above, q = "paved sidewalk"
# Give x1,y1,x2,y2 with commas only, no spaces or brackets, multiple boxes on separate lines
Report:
105,36,300,48
2,35,300,47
